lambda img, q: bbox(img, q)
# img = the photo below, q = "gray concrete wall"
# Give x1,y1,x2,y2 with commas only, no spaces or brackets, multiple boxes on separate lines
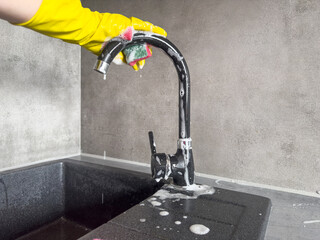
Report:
0,20,80,169
81,0,320,193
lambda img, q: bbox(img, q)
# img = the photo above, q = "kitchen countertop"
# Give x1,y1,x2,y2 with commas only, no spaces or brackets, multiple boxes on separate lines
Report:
79,183,271,240
72,155,320,240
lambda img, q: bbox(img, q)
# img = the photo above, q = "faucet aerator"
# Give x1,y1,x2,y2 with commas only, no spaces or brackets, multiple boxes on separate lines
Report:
94,60,110,75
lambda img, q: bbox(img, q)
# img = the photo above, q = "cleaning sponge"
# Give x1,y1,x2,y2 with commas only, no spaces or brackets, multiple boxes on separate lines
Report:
123,43,152,67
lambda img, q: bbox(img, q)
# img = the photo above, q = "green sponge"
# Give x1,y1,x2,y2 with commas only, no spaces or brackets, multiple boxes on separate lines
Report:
123,43,152,66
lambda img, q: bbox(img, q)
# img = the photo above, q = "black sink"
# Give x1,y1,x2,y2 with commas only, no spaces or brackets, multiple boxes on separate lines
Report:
0,158,271,240
0,159,161,240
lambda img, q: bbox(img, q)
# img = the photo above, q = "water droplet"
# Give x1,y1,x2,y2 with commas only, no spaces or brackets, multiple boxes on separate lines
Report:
190,224,210,235
159,211,169,216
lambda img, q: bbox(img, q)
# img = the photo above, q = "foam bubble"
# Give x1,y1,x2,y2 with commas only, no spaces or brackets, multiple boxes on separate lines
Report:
153,184,215,201
150,201,162,207
190,224,210,235
159,211,169,216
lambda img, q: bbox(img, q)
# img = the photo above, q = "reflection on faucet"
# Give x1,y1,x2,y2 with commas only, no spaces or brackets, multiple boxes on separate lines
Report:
94,32,195,186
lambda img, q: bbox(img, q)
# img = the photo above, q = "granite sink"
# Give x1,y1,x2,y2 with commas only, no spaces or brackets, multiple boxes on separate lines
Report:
0,159,160,240
0,158,271,240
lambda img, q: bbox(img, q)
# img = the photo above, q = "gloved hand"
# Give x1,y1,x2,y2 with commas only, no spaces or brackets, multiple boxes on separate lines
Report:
14,0,167,71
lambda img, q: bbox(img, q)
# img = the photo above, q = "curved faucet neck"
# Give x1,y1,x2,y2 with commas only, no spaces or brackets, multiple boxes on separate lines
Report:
94,33,191,139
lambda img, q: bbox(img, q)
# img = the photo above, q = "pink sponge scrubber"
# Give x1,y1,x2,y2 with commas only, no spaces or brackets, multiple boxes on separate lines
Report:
123,43,152,66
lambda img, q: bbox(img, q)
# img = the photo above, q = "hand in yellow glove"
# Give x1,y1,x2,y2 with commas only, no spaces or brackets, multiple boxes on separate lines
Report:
14,0,167,71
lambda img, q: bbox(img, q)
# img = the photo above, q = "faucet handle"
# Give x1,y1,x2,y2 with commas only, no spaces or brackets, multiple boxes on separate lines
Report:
148,131,157,155
148,131,172,181
151,153,168,181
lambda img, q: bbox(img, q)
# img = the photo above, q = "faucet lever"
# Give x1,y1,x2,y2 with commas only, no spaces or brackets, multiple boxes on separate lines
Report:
148,131,157,155
149,131,170,181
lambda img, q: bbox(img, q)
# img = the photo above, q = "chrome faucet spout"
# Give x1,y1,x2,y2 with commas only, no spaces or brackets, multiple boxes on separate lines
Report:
94,32,194,186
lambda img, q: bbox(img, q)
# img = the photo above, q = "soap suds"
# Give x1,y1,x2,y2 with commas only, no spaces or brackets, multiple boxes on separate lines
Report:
154,189,194,200
182,148,190,186
165,155,172,180
183,184,213,192
134,30,164,38
190,224,210,235
150,200,162,207
167,48,184,61
153,184,215,201
159,211,169,216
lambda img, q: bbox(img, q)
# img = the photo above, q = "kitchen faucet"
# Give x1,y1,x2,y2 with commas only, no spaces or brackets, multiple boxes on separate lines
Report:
94,32,194,186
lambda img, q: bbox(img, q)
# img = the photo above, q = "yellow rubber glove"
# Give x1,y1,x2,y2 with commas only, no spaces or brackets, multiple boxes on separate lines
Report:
14,0,167,71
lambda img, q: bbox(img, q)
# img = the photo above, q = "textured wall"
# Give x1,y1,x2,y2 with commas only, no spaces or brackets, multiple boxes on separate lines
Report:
0,20,80,169
81,0,320,193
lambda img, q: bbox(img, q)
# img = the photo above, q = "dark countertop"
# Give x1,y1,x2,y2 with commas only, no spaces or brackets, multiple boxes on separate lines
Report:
71,155,320,240
79,184,271,240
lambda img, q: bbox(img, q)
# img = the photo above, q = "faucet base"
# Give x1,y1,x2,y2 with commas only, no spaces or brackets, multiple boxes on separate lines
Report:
170,148,195,186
